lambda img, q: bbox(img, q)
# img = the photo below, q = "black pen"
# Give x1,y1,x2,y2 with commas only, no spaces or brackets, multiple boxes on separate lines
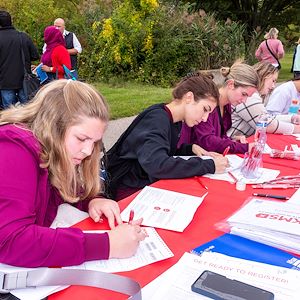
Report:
252,193,290,200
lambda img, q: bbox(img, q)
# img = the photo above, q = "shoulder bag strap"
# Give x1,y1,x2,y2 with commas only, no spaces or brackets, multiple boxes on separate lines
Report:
0,268,141,299
265,40,280,65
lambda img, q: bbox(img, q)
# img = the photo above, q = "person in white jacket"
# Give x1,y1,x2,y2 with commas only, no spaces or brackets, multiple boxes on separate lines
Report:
266,79,300,115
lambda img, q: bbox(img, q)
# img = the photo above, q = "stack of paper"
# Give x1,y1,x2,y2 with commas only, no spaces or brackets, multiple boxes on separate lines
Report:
223,198,300,255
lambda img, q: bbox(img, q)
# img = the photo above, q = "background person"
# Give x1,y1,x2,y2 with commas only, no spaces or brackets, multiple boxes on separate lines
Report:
43,18,82,79
266,79,300,116
0,80,146,267
105,73,228,201
255,28,284,69
0,10,39,109
41,26,71,80
228,62,300,138
179,63,259,154
291,38,300,79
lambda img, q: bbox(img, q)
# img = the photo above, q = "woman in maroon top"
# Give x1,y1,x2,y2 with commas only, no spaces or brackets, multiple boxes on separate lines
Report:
0,80,146,267
179,63,259,154
41,26,71,79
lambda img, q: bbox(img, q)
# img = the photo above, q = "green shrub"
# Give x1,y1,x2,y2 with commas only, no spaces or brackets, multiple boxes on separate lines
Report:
82,2,245,86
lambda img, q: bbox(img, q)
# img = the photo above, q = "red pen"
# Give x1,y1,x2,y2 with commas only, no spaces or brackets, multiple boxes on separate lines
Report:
194,176,208,190
223,146,230,156
129,209,135,224
228,171,238,183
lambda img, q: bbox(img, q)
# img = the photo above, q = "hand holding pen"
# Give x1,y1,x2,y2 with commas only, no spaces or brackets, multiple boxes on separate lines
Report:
108,215,147,259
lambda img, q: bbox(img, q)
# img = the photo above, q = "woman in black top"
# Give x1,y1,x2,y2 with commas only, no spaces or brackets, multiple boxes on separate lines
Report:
105,73,229,200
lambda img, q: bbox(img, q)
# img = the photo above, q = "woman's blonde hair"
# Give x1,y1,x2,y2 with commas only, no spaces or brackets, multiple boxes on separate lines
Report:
253,62,278,95
218,62,259,89
0,80,109,203
264,28,279,39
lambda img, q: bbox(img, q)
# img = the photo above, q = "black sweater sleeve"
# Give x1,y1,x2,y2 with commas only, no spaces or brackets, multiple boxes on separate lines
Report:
120,108,215,184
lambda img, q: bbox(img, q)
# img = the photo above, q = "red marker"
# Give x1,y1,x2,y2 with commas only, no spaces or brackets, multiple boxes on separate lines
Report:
129,209,135,224
223,146,230,156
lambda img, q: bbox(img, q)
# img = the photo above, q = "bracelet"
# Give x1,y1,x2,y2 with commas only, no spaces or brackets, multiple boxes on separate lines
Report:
50,67,53,72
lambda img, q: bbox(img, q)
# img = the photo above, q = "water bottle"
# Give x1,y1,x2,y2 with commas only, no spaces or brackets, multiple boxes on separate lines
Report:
288,99,300,114
254,114,268,148
241,114,268,179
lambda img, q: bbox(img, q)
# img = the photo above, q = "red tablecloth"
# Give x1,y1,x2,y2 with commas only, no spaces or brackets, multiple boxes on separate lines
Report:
49,135,300,300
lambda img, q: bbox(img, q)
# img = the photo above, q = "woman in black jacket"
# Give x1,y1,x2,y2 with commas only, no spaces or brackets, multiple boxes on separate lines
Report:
105,73,229,200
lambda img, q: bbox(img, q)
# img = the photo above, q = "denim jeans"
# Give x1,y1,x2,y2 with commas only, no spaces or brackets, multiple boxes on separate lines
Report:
0,88,27,109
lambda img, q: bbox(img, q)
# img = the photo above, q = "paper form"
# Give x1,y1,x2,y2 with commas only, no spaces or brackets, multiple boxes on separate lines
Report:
142,252,300,300
174,155,280,184
66,227,173,273
121,186,207,232
204,164,280,184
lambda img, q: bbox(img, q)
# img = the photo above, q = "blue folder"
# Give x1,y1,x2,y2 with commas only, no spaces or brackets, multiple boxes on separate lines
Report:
35,63,48,84
191,234,300,270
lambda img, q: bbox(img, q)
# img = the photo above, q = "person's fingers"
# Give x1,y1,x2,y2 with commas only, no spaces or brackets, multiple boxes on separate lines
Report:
89,208,100,222
131,218,143,226
103,208,115,229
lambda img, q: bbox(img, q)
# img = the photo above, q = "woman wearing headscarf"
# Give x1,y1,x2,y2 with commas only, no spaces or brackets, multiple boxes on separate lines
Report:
41,26,71,79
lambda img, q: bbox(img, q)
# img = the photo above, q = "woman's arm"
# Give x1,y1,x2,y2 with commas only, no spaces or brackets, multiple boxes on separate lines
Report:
0,136,108,267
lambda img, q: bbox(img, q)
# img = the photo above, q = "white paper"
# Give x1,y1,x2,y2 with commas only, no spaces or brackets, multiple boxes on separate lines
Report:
66,227,173,272
287,188,300,204
291,133,300,140
204,165,280,184
121,186,207,232
142,252,300,300
263,143,272,154
50,203,89,229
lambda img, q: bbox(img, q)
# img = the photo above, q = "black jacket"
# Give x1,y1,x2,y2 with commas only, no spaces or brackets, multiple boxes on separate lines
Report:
105,104,215,199
0,27,39,89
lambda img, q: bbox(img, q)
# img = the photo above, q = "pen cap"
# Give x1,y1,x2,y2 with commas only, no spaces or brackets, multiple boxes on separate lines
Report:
236,180,246,191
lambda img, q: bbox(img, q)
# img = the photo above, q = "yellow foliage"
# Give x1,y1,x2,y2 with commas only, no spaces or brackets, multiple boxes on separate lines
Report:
140,0,159,11
102,18,114,39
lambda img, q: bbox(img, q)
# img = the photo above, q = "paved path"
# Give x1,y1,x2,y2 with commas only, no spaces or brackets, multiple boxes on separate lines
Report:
103,116,136,150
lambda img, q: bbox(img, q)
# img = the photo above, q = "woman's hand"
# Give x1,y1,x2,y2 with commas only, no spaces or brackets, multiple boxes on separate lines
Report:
212,156,229,173
233,135,248,144
41,65,53,72
291,114,300,125
192,144,223,158
108,219,147,258
88,198,122,229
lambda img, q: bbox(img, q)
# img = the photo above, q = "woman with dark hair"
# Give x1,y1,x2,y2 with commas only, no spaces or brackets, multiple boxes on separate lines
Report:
41,26,71,79
105,73,228,200
179,63,259,155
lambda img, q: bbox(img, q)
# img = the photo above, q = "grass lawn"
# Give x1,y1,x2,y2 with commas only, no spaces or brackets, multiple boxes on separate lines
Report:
93,82,171,119
278,50,294,82
93,51,295,119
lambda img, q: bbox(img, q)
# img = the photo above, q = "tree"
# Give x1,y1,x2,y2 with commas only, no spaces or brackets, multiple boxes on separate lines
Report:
181,0,300,61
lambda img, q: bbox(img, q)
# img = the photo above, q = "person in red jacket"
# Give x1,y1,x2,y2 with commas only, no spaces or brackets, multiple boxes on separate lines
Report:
41,26,71,79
